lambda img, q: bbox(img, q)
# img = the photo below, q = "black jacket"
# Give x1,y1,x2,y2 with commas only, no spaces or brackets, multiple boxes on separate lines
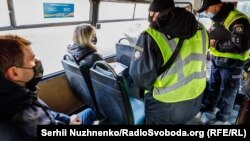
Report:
67,43,103,68
210,3,250,68
129,8,203,90
0,78,71,141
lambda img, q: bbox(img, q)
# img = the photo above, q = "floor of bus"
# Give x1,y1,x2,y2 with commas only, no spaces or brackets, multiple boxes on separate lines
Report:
187,103,241,125
97,107,240,125
187,61,243,125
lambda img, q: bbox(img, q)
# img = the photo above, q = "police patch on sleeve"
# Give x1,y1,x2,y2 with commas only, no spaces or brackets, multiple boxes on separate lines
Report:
234,24,244,34
133,46,144,60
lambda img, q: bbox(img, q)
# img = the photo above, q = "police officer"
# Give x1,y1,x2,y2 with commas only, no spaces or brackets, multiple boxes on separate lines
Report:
129,0,208,124
197,0,250,124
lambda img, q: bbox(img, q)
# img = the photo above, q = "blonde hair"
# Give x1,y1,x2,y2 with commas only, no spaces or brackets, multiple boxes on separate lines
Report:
73,24,96,51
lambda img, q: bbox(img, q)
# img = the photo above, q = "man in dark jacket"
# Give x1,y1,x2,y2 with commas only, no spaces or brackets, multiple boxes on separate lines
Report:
0,35,96,141
129,0,208,124
197,0,250,125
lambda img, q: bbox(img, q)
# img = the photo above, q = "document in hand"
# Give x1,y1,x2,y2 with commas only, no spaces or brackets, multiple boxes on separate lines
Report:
124,33,138,46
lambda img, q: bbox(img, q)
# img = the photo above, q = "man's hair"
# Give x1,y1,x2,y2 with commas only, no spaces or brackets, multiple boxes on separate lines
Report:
0,35,31,77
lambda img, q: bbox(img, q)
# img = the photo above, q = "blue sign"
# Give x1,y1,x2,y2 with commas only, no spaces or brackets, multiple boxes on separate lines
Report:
43,3,74,18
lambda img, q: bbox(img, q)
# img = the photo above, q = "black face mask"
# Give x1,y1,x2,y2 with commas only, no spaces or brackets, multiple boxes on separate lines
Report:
26,60,44,90
16,60,44,91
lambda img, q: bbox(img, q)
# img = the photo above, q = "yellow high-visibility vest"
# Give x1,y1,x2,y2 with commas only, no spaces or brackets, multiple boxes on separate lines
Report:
210,9,250,61
145,26,208,103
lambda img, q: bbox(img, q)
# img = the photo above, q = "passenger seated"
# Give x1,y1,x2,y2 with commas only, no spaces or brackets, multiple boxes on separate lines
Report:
67,24,103,68
0,35,96,141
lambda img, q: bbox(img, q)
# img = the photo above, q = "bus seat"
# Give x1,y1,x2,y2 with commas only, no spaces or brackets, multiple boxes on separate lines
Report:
90,61,145,124
61,54,99,114
116,38,134,68
116,39,144,100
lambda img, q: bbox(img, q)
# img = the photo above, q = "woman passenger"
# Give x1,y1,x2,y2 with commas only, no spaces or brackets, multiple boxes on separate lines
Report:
67,24,103,68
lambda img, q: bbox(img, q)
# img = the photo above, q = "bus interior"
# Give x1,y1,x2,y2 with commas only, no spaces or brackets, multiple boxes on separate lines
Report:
0,0,250,125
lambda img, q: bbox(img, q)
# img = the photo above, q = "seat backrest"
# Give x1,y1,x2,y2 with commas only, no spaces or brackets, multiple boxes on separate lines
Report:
116,40,144,100
116,41,134,68
90,61,144,124
61,54,98,111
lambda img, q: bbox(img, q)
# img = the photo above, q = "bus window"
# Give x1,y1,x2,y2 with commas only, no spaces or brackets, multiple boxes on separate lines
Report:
99,2,134,21
12,0,90,25
97,2,149,56
134,3,148,19
0,0,10,27
237,1,250,17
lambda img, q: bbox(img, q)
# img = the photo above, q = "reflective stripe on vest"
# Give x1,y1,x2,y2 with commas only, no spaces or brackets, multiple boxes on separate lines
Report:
145,27,208,103
210,9,250,61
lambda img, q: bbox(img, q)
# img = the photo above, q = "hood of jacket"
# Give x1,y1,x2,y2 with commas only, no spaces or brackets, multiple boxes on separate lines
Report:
0,78,35,116
67,43,96,62
150,7,199,40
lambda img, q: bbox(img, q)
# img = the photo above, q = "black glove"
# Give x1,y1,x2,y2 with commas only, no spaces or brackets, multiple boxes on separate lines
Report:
209,23,231,41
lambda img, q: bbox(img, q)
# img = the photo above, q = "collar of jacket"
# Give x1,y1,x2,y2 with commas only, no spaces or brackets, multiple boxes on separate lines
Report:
0,77,38,116
212,3,234,23
67,43,96,61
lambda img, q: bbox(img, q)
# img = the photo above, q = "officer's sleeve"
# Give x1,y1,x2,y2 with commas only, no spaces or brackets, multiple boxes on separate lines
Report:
129,32,163,90
216,18,249,53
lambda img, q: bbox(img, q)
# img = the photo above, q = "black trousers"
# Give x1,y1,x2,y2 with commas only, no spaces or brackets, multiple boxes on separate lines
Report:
205,64,242,122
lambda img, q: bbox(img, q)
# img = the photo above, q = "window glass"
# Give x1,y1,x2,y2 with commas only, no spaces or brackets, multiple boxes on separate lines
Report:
98,2,148,57
99,2,134,20
0,0,10,27
134,4,149,19
12,0,90,26
237,1,250,17
96,20,148,56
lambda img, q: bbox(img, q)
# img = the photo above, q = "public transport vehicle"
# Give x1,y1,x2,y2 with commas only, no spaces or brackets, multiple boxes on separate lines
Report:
0,0,250,125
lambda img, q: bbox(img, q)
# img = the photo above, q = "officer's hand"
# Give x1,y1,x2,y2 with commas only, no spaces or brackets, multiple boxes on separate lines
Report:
210,39,216,47
69,114,82,125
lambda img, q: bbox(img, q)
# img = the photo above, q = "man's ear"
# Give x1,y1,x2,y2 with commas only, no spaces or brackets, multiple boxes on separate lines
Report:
6,66,19,81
